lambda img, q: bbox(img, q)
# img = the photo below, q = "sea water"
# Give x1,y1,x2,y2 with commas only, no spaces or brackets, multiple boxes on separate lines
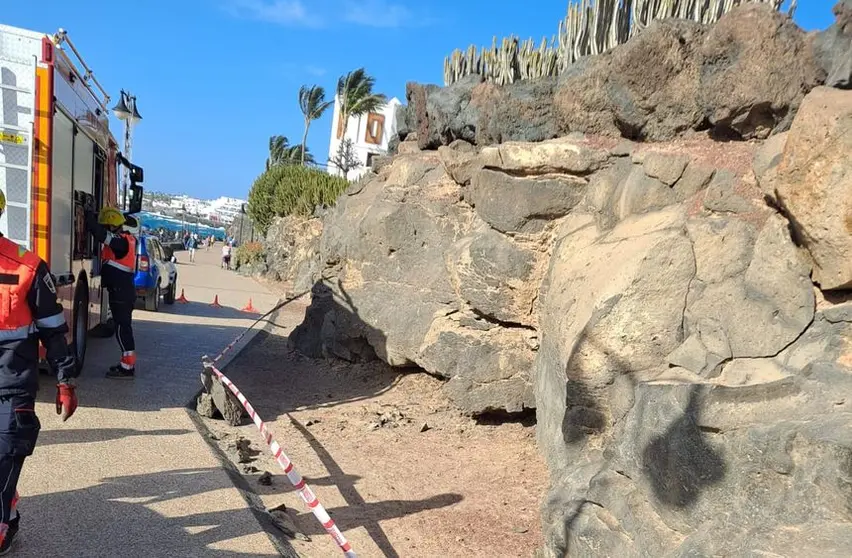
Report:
138,211,227,240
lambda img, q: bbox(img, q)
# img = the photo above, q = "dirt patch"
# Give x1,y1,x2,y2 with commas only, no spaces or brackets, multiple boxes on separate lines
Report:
200,296,547,557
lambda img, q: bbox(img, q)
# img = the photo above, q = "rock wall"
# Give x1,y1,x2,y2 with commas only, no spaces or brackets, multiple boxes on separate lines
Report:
402,5,832,151
267,5,852,555
275,84,852,554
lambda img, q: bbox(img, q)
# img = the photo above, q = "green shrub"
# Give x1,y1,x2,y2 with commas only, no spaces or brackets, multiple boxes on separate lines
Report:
234,241,265,270
247,165,350,235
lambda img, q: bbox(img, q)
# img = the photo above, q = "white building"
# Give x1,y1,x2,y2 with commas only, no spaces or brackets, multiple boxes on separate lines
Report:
167,195,246,224
327,95,402,180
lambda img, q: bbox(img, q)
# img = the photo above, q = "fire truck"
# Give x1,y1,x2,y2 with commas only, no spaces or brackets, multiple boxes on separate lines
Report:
0,24,144,371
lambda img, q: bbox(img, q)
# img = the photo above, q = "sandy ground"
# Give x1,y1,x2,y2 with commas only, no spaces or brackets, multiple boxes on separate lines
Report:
199,289,548,557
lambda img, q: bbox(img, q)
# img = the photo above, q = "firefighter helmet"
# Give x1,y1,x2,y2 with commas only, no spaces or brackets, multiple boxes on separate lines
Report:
98,207,126,227
0,189,5,215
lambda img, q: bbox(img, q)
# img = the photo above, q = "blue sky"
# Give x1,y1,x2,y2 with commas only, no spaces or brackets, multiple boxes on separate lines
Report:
4,0,837,200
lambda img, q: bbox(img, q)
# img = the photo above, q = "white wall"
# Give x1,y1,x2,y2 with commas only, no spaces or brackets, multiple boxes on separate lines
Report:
327,96,401,180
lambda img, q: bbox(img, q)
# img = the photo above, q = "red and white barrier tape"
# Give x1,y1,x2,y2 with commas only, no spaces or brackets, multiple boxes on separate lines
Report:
203,360,357,557
211,291,306,364
200,291,355,556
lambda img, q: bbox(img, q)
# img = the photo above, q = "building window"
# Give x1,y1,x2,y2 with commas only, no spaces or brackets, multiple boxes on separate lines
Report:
364,113,384,145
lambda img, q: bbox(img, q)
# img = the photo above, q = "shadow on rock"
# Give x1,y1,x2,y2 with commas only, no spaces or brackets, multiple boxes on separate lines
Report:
562,379,607,444
209,279,404,424
642,385,726,508
288,280,386,365
560,327,636,446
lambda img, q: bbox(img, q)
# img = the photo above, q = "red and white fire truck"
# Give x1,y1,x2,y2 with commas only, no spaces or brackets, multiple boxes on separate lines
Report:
0,24,144,370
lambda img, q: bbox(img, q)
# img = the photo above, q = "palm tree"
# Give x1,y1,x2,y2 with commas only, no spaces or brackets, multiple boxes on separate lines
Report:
266,135,290,170
283,145,315,165
336,68,387,140
298,85,333,165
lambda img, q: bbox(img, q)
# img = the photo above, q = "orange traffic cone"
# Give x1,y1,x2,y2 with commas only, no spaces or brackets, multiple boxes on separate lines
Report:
177,289,189,303
241,298,258,313
210,295,222,308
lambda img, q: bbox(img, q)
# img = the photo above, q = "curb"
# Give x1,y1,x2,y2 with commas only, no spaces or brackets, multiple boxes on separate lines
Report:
183,299,301,557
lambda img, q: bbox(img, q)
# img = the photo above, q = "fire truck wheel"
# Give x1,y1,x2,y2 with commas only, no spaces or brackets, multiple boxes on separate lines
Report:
145,283,160,312
71,283,89,373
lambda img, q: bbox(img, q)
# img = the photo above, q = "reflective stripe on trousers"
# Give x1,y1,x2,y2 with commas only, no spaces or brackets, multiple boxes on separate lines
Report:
35,312,65,329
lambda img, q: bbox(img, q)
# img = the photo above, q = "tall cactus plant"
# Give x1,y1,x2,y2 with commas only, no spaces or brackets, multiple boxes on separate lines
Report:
443,0,789,86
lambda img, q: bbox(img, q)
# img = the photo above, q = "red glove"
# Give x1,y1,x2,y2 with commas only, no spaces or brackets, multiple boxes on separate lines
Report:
55,383,77,422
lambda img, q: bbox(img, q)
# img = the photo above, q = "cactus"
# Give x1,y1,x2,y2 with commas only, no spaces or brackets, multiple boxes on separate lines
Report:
443,0,786,86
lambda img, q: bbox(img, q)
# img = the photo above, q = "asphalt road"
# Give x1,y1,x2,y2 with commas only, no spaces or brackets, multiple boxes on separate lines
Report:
15,248,284,557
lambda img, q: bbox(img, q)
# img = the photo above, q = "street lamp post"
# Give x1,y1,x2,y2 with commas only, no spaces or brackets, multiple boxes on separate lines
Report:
111,90,142,211
239,204,246,246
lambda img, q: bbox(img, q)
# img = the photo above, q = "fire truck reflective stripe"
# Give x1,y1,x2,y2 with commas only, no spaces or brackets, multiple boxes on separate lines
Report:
0,325,35,341
33,66,53,264
105,260,133,272
35,312,66,329
0,274,18,285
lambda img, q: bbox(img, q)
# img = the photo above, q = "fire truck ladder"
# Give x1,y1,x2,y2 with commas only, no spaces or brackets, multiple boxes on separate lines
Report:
51,29,111,111
0,50,37,249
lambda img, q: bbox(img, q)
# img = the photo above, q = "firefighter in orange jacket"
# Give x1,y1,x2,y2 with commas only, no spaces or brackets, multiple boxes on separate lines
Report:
86,207,137,379
0,190,77,554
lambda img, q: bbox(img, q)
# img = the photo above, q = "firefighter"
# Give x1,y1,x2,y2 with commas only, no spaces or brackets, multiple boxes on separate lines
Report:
0,190,78,554
86,207,137,379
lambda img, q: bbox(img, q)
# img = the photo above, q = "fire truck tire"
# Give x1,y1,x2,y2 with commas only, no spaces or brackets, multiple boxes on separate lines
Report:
163,280,176,305
71,282,89,374
145,282,160,312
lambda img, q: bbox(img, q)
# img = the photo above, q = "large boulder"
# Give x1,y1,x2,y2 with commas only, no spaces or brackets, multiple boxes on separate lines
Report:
473,78,560,145
264,215,323,292
289,151,547,413
760,87,852,290
815,0,852,89
536,204,852,558
555,4,824,141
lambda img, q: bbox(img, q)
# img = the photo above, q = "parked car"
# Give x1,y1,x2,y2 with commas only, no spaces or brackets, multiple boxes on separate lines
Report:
134,235,178,311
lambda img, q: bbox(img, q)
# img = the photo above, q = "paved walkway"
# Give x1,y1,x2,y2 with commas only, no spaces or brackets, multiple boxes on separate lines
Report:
16,247,284,557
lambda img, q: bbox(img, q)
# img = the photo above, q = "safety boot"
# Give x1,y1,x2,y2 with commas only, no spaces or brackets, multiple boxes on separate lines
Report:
0,512,20,555
106,364,135,380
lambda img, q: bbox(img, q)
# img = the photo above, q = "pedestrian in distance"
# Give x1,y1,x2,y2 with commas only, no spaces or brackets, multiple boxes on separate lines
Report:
221,242,232,270
188,234,198,263
85,207,138,380
0,190,78,554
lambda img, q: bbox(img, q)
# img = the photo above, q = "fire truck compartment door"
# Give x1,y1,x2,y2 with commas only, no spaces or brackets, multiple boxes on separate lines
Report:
51,111,74,274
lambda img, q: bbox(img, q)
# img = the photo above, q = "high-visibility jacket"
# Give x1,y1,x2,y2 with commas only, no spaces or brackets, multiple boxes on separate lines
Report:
0,236,76,396
0,242,41,341
103,231,137,273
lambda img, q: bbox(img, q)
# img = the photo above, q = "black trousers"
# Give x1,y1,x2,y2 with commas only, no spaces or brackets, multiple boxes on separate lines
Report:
109,297,135,354
0,394,39,541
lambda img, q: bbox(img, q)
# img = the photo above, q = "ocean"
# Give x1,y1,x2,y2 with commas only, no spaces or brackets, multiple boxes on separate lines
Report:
138,211,228,240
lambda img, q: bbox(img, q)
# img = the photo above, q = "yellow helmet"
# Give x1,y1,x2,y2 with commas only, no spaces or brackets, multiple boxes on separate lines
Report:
0,190,5,214
98,207,126,227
